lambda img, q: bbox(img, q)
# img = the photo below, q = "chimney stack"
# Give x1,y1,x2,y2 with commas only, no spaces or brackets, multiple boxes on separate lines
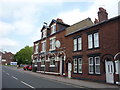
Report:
94,18,99,24
98,7,108,22
56,18,64,23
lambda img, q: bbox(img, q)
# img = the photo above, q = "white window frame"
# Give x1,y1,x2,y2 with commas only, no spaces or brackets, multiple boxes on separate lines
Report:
41,40,46,53
89,57,94,74
78,37,82,50
94,32,99,48
115,60,119,74
74,58,77,73
34,43,39,54
88,34,93,49
73,39,77,51
78,58,82,73
41,57,45,67
50,56,55,67
95,56,100,74
51,23,56,34
49,37,56,51
43,29,47,38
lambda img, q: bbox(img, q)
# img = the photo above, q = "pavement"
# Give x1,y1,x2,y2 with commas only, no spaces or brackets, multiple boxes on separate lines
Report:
7,66,120,89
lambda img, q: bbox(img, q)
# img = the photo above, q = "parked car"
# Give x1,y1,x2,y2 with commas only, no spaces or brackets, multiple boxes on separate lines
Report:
23,65,29,70
28,65,32,71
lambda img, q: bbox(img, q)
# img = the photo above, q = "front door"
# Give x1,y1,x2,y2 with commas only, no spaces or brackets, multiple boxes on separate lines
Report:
68,63,72,78
105,61,114,83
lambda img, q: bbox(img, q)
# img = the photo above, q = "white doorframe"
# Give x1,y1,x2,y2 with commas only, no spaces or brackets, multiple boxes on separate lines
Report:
105,60,114,83
68,63,72,78
60,56,62,75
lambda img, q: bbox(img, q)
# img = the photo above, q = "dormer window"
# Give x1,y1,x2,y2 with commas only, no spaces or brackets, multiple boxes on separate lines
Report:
51,23,56,34
43,29,47,38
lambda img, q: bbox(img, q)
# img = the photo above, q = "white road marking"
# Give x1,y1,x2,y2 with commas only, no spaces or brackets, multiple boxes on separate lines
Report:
12,76,18,80
21,81,35,89
6,73,10,75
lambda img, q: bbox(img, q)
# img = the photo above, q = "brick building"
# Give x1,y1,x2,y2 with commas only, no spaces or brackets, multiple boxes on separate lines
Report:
1,51,14,65
33,18,69,75
32,7,120,84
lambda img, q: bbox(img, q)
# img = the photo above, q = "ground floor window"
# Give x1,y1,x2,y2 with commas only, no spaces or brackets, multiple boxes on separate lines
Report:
41,57,45,67
88,56,100,74
73,57,82,73
50,56,55,67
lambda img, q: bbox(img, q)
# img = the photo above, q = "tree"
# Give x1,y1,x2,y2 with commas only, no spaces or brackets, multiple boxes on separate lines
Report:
14,46,33,65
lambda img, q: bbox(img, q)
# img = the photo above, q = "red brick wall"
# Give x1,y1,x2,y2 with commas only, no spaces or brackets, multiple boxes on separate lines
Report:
65,18,119,82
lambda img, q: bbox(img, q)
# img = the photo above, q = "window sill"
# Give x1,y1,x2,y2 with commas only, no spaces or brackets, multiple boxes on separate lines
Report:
88,73,101,75
41,51,46,53
34,52,39,54
49,49,56,51
73,50,82,52
73,72,83,74
49,65,55,67
87,47,100,50
41,65,45,67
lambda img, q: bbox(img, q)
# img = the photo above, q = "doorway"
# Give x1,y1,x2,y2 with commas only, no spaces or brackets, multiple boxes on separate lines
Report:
105,61,114,83
68,63,72,78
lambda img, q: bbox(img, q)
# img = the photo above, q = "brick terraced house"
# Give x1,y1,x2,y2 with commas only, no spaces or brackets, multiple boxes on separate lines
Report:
1,51,14,65
32,7,120,84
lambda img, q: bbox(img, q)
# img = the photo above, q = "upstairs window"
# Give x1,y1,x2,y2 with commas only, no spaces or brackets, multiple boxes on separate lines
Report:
73,37,82,51
49,37,56,51
88,32,99,49
41,40,46,52
74,39,77,51
51,24,56,34
42,29,47,38
34,43,39,54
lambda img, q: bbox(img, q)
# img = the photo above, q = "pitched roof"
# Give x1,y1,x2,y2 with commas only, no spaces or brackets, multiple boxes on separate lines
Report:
66,17,94,35
65,15,120,37
49,19,69,27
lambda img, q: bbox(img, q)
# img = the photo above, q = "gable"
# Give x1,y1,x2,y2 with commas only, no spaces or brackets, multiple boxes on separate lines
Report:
66,18,94,35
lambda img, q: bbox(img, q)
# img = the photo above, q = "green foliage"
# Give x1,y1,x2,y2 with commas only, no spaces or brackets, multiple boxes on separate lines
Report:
14,46,33,64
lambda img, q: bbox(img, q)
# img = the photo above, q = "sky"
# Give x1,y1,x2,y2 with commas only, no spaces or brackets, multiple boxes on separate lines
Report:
0,0,119,54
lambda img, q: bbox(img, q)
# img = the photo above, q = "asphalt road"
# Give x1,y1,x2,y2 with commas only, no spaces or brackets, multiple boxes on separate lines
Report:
2,66,87,89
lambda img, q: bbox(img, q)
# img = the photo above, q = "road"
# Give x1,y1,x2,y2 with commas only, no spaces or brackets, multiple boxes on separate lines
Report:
2,66,87,89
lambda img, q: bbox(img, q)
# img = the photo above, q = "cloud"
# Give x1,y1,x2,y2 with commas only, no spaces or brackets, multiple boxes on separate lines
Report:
0,38,19,47
0,22,15,36
57,9,92,25
57,0,119,25
31,27,42,42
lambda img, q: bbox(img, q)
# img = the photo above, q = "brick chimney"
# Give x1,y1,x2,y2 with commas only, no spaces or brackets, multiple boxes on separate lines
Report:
98,7,108,22
94,18,99,24
56,18,64,23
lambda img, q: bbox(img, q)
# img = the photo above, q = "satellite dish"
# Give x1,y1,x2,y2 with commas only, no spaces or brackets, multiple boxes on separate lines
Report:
55,40,61,48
